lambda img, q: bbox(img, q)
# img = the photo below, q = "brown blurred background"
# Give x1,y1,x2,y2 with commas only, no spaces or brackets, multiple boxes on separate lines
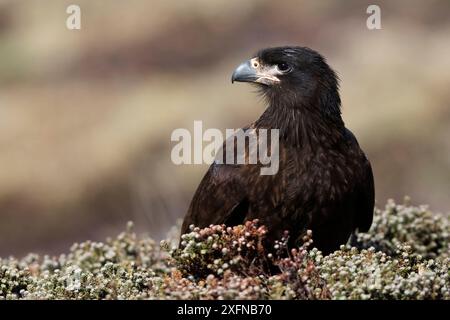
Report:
0,0,449,256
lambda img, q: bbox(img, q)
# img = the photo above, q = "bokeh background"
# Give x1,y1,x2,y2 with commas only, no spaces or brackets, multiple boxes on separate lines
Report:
0,0,449,256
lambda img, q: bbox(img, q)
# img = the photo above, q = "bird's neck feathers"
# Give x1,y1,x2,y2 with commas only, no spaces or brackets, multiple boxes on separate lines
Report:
255,87,345,149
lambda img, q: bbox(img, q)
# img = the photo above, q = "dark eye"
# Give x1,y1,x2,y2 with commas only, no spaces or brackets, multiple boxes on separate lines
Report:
277,62,291,72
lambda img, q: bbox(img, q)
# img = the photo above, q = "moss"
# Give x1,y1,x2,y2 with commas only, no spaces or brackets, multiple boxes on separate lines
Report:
0,200,448,300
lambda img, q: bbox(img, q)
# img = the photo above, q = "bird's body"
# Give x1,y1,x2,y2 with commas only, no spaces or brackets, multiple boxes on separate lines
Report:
181,47,374,254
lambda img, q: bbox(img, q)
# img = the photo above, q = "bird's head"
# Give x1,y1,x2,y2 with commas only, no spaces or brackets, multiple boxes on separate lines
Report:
231,46,341,118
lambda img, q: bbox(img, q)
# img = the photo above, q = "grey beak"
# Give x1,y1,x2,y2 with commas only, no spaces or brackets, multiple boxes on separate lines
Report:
231,60,258,83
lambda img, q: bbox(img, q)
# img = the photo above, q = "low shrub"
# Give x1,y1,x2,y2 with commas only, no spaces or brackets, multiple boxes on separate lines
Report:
0,200,448,300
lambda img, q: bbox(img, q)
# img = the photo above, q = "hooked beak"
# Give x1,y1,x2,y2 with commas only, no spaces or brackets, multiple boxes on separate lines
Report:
231,59,280,85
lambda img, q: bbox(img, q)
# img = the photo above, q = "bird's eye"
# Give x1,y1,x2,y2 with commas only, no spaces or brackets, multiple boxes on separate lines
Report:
277,62,291,73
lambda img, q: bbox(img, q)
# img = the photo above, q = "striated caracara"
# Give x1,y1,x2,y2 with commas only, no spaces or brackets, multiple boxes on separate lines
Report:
180,46,375,254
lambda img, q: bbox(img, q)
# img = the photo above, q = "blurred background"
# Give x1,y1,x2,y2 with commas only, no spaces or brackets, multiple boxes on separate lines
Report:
0,0,449,256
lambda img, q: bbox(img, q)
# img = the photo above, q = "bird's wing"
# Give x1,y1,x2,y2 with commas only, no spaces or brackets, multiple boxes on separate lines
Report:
356,158,375,232
344,128,375,232
180,162,249,236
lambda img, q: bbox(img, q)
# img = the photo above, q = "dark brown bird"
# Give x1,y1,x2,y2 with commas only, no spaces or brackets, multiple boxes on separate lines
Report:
181,46,374,254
